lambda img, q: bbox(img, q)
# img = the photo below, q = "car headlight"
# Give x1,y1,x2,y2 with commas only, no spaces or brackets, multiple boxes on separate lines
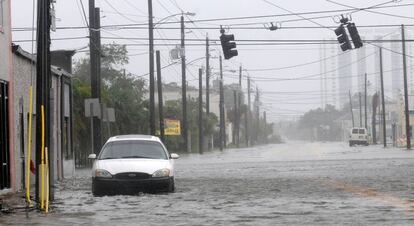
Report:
95,169,112,178
152,168,170,178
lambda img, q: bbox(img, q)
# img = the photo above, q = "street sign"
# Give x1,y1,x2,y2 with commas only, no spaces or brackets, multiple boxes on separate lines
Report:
84,98,101,118
164,119,181,136
107,108,115,122
102,107,116,122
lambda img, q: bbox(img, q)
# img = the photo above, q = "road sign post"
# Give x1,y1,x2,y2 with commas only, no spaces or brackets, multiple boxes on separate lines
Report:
85,98,100,154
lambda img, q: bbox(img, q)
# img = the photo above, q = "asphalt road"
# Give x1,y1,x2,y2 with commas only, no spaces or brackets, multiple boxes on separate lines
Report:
1,142,414,225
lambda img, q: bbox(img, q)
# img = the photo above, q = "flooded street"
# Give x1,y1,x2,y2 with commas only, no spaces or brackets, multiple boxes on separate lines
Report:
2,142,414,225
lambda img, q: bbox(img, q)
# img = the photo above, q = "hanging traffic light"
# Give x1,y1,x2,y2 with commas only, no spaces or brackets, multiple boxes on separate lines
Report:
347,23,363,49
220,30,238,60
335,25,352,52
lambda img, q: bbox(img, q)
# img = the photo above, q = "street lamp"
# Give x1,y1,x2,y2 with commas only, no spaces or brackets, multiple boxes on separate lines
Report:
148,7,195,137
187,56,218,66
154,12,196,27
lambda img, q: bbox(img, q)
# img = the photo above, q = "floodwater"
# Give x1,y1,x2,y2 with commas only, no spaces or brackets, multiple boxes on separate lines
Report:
1,142,414,225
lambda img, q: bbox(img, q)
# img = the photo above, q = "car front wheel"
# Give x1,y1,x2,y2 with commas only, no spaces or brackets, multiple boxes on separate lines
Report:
92,180,106,197
167,177,175,193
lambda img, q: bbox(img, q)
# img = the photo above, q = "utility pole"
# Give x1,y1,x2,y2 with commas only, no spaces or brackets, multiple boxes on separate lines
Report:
205,35,210,150
148,0,155,136
359,92,362,127
263,111,267,143
256,87,260,144
379,48,387,147
237,65,242,148
349,90,355,127
181,15,188,152
95,7,102,146
156,51,165,142
89,0,101,154
233,90,237,146
205,36,210,115
247,77,251,146
364,73,368,130
402,25,411,149
35,0,52,205
372,92,379,144
219,56,224,151
198,68,203,154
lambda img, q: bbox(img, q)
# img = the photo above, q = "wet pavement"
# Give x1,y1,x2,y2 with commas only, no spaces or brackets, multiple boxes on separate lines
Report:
1,142,414,225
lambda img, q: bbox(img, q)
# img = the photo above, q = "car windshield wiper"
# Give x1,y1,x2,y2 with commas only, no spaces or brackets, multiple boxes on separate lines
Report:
121,155,152,159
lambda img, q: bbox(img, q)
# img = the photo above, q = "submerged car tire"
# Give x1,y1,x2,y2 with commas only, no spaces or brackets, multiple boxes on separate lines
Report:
92,181,106,197
168,177,175,193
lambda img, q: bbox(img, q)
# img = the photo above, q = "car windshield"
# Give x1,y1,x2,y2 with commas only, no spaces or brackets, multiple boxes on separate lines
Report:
99,140,168,160
352,129,359,134
359,129,365,134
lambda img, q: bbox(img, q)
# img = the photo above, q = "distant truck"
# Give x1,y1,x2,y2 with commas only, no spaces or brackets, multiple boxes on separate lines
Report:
349,127,369,146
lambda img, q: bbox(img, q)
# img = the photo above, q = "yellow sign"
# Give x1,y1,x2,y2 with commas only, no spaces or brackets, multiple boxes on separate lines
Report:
164,119,181,135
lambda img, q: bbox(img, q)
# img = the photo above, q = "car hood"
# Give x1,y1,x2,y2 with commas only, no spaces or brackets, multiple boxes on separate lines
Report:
95,158,172,175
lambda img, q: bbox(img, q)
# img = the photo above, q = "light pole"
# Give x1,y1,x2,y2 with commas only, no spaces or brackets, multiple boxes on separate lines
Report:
148,9,195,147
173,13,196,152
153,12,195,27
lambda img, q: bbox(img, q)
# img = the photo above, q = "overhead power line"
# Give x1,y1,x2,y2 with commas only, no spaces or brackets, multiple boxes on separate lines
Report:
12,23,414,32
11,3,414,31
326,0,414,20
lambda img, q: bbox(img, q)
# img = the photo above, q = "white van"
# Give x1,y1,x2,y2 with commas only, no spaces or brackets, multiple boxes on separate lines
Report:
349,127,369,146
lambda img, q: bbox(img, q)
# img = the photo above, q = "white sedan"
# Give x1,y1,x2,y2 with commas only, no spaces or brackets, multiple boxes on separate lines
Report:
88,135,179,196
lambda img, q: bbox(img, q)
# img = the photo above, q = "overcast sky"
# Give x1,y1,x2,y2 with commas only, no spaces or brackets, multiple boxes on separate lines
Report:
10,0,414,122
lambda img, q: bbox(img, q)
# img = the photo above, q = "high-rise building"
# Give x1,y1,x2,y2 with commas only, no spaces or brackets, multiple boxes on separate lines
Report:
374,35,383,94
356,39,367,94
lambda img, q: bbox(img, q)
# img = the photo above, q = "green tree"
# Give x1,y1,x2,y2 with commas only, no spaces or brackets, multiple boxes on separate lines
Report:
162,99,218,153
297,104,344,141
72,43,147,167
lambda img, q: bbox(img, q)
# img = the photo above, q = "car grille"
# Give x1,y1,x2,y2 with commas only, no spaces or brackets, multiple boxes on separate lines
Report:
115,172,151,180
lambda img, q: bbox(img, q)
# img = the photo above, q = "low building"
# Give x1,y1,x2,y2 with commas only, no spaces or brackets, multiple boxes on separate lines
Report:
0,43,74,195
0,0,14,193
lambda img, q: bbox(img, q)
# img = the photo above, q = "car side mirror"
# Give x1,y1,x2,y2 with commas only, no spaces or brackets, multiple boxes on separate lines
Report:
170,153,179,159
88,153,97,159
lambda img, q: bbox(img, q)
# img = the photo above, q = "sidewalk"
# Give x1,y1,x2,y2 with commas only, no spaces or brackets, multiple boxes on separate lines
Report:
0,191,27,214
